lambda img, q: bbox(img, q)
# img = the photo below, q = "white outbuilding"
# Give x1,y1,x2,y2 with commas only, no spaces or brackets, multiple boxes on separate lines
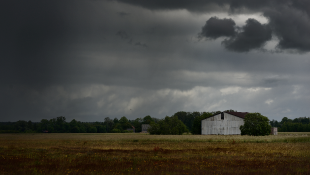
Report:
201,112,248,135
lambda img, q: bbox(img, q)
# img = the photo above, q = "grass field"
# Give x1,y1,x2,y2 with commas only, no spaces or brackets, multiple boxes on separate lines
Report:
1,133,310,174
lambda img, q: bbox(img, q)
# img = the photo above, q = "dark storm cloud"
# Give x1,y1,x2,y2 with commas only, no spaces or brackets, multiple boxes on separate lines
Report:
264,6,310,51
199,17,236,39
222,18,272,52
117,0,310,52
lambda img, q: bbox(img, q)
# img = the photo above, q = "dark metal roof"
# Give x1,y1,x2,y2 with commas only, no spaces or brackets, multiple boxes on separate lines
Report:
225,112,248,119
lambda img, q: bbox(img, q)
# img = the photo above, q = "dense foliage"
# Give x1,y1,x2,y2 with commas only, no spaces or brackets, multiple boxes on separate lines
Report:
240,113,271,136
148,116,188,135
270,117,310,132
172,111,201,132
0,116,146,134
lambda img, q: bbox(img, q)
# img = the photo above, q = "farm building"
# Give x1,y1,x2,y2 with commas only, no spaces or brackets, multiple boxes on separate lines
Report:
201,111,248,135
271,127,278,135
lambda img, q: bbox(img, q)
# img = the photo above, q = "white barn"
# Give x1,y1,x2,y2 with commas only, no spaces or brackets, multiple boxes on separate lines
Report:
201,112,248,135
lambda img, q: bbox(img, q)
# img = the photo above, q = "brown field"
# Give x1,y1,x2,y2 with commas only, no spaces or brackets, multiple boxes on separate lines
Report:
1,133,310,175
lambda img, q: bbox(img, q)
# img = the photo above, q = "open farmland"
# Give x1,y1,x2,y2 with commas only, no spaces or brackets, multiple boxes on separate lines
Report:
1,133,310,174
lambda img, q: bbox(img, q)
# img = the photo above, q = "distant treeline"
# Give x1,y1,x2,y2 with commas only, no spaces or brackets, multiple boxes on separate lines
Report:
2,111,308,134
0,116,155,134
0,110,227,134
270,117,310,132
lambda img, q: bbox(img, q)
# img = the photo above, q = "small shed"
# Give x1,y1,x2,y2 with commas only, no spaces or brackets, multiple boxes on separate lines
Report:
201,112,248,135
271,127,278,135
141,124,150,133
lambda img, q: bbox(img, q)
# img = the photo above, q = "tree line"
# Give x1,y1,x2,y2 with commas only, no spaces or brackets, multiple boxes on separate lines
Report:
2,111,308,134
270,117,310,132
0,115,157,134
0,110,234,134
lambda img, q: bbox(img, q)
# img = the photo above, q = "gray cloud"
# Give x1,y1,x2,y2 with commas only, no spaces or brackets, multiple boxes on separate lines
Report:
199,17,236,39
222,18,272,52
264,6,310,51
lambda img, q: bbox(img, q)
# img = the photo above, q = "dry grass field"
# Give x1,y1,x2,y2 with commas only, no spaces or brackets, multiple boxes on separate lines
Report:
1,133,310,174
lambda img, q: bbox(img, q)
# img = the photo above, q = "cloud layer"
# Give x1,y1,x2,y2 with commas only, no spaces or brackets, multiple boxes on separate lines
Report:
118,0,310,52
0,0,309,122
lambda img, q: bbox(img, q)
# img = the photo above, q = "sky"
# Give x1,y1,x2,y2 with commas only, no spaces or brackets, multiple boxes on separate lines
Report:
1,0,310,122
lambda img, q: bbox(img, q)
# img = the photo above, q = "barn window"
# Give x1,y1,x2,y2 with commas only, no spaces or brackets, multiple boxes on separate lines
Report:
221,113,224,120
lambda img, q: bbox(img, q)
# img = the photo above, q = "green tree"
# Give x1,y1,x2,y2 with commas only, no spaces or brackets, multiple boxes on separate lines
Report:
119,116,132,131
27,120,33,131
131,118,142,132
224,109,237,112
104,117,114,133
113,118,119,124
15,120,28,132
55,116,66,132
142,115,154,124
149,116,188,135
40,119,49,131
173,111,199,132
79,125,87,133
281,117,292,124
70,119,79,132
240,113,271,136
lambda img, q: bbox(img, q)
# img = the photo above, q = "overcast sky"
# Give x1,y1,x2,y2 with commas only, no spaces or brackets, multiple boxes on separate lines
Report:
1,0,310,122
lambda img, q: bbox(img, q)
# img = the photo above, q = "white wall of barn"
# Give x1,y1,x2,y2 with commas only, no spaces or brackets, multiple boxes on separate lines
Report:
201,113,244,135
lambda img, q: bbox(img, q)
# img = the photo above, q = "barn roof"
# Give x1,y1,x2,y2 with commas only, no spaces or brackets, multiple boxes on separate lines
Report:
201,111,249,121
225,112,248,119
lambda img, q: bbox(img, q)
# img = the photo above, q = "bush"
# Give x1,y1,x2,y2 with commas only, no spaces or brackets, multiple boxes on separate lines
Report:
240,113,271,136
